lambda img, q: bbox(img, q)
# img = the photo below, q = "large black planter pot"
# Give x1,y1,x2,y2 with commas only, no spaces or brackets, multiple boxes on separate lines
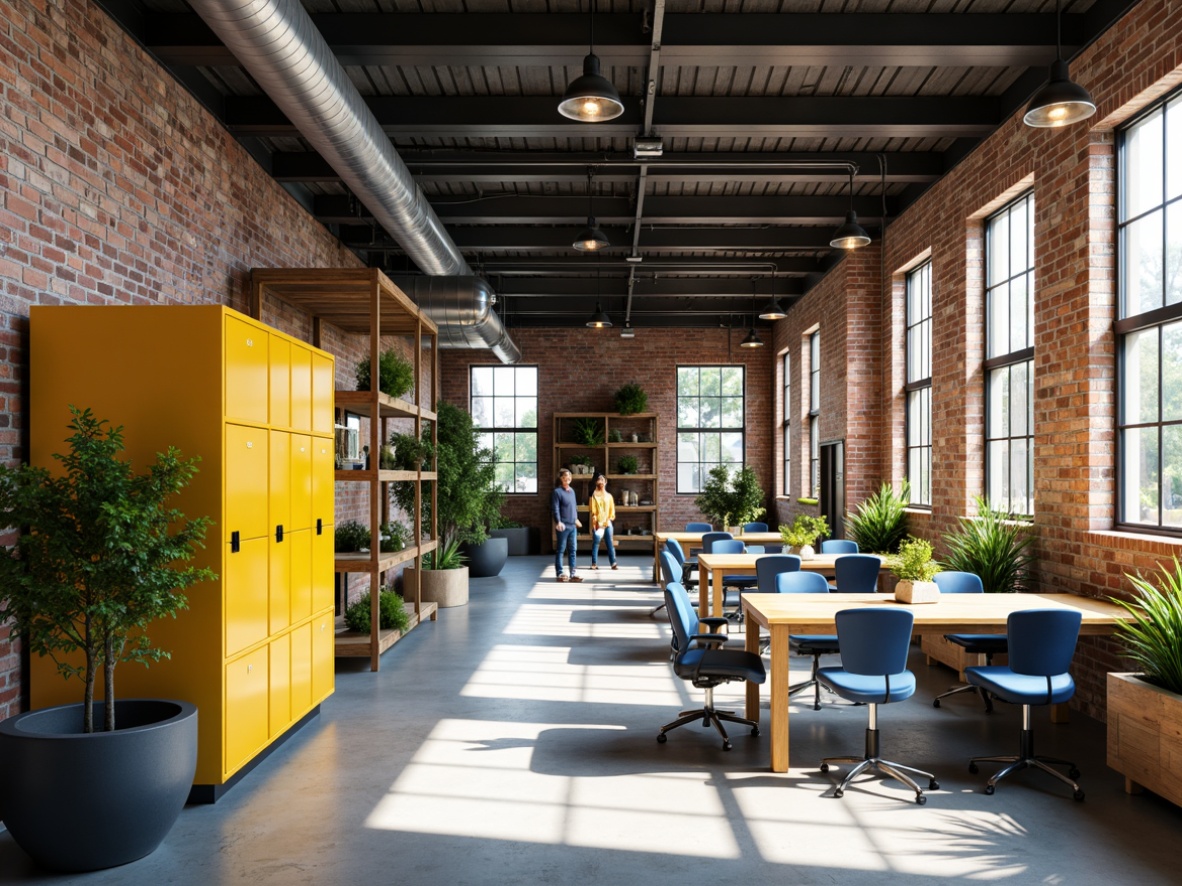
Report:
462,536,509,577
0,698,198,872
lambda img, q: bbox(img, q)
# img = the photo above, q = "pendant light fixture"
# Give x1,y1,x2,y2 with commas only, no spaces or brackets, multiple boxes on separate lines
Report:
558,0,624,122
620,320,635,338
830,169,871,250
740,280,764,349
586,269,612,328
1023,0,1096,128
573,168,609,253
758,272,787,320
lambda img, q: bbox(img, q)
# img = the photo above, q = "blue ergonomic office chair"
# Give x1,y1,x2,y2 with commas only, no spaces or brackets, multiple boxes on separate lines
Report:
750,555,802,651
818,607,940,804
966,609,1085,800
832,554,882,593
820,539,859,554
930,571,1007,712
665,538,697,589
742,522,771,553
657,581,766,751
685,522,713,532
778,571,842,709
652,549,685,618
710,538,758,621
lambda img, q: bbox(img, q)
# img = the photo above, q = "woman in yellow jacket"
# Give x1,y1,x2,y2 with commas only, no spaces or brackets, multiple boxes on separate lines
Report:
587,474,618,570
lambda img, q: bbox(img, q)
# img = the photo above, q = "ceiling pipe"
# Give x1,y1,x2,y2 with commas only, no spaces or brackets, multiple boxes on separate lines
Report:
186,0,520,364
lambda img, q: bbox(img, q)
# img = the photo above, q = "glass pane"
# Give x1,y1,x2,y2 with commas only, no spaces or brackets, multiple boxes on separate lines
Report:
471,366,493,397
471,396,492,427
1123,328,1160,424
1125,210,1164,316
1164,424,1182,526
721,396,743,427
921,318,931,379
678,463,698,493
677,367,698,396
1125,108,1164,220
721,432,743,463
988,439,1009,507
989,366,1011,437
493,432,514,462
1011,361,1029,437
494,463,514,492
810,372,819,409
1167,200,1182,307
1011,436,1030,515
700,397,721,428
517,398,537,428
700,368,721,397
1010,273,1029,351
517,433,537,462
1010,198,1029,278
703,433,722,463
988,213,1009,286
492,365,515,396
476,431,493,452
721,366,744,396
677,432,699,462
1169,98,1182,201
989,281,1010,358
515,367,537,396
1123,426,1160,523
678,399,698,427
494,397,514,427
1165,321,1182,421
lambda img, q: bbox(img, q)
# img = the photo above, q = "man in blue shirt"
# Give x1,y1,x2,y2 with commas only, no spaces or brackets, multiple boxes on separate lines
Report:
551,468,583,582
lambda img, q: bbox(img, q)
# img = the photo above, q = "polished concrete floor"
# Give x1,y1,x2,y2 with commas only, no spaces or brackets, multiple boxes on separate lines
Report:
2,553,1179,884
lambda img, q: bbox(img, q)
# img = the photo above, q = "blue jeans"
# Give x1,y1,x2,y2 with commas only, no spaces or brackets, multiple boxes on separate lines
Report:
555,525,578,577
590,523,616,566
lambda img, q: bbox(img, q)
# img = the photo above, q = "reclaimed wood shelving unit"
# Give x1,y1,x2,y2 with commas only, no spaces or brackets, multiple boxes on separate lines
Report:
251,268,439,671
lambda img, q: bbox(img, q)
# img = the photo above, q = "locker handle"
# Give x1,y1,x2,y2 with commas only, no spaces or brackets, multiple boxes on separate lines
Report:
316,518,323,535
231,531,240,553
276,524,284,543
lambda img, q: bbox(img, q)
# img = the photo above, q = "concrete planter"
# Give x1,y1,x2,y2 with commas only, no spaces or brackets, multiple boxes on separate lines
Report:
894,579,940,604
0,699,198,872
1108,672,1182,807
405,565,469,608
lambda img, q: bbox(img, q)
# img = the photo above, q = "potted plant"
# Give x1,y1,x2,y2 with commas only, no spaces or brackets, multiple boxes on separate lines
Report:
570,453,595,475
0,407,214,871
845,480,910,553
388,429,434,471
489,518,536,556
614,382,648,415
779,514,830,559
379,520,409,553
356,347,415,400
608,428,624,443
344,588,411,636
571,416,604,446
335,519,371,553
1107,558,1182,808
616,454,639,475
695,464,766,531
890,535,942,603
941,495,1035,592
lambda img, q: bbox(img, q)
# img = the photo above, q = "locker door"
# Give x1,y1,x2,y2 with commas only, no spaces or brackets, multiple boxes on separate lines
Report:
289,528,313,623
311,612,335,703
225,647,269,775
225,315,269,424
290,344,313,432
311,525,335,612
269,534,291,635
225,536,269,656
311,352,334,435
290,434,312,532
290,623,313,717
311,439,335,531
269,430,292,537
269,335,291,429
225,424,268,544
269,634,291,739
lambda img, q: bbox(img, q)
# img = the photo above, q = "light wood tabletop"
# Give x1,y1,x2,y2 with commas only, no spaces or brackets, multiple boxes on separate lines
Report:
694,552,880,618
740,592,1134,773
652,530,784,582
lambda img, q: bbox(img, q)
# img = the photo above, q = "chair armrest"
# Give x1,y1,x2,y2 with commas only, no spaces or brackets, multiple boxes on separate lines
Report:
700,617,730,632
688,633,731,649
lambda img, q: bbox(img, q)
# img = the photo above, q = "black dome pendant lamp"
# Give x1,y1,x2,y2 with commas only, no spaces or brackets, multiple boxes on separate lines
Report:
558,0,624,122
1024,0,1096,128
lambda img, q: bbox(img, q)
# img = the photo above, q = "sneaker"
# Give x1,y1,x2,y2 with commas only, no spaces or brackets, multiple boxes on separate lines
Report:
590,564,598,570
611,563,618,570
557,575,569,582
569,575,584,582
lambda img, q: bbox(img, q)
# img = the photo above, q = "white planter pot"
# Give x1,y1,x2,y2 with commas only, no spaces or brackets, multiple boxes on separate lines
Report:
894,579,940,604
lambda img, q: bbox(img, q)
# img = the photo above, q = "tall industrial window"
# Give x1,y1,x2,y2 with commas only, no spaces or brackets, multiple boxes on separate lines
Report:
985,192,1035,516
470,365,538,493
906,262,933,507
809,332,820,498
782,352,791,496
676,365,746,493
1118,91,1182,533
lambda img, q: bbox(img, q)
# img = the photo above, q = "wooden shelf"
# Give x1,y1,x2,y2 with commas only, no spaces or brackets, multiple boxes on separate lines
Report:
333,601,438,658
335,469,437,482
609,473,655,480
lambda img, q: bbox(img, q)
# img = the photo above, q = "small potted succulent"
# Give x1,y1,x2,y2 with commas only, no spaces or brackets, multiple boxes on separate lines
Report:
779,514,830,560
890,535,942,604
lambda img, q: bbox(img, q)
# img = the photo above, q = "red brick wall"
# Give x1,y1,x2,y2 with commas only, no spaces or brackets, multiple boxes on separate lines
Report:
0,0,370,720
441,327,774,543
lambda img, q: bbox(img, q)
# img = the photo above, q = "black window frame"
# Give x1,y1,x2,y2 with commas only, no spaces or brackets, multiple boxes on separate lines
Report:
905,261,933,508
782,351,791,496
675,364,747,494
469,364,539,495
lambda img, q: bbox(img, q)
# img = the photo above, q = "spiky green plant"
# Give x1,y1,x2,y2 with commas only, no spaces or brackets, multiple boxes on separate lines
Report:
845,480,911,554
1111,558,1182,695
941,496,1035,593
889,535,942,583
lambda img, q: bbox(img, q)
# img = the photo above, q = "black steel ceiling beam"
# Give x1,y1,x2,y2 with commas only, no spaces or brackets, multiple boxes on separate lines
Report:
474,256,822,275
225,95,999,139
488,278,806,298
143,13,1081,68
316,193,894,226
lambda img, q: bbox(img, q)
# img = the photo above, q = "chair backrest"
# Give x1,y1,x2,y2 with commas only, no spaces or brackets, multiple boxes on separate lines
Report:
659,550,683,587
743,522,769,533
775,571,831,594
685,522,713,532
664,537,687,567
833,554,881,593
821,539,859,554
1007,609,1082,677
834,608,915,676
700,531,734,553
755,555,801,593
711,539,746,555
933,571,984,594
663,581,697,657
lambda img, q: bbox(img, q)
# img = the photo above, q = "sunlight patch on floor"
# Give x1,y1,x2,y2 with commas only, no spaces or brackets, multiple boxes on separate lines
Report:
503,603,665,638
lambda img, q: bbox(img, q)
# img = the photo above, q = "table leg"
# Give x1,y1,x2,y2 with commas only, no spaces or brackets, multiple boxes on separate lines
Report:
652,537,660,583
745,619,761,722
698,565,710,616
768,625,790,772
713,569,724,619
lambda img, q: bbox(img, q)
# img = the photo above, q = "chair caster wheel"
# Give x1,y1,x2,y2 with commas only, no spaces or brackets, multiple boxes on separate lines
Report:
984,784,995,795
929,779,940,790
932,699,941,708
722,741,732,751
820,763,830,773
812,703,821,711
657,732,667,743
1073,789,1085,802
916,794,927,805
1069,767,1081,779
968,762,978,774
750,726,760,737
833,789,843,798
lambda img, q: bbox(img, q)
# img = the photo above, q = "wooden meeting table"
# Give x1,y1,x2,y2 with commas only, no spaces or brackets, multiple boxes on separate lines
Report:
741,591,1133,773
652,530,785,583
694,552,877,618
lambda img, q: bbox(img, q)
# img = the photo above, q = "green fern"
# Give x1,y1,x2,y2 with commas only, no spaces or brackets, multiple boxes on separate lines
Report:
942,496,1035,593
845,480,911,554
1111,558,1182,695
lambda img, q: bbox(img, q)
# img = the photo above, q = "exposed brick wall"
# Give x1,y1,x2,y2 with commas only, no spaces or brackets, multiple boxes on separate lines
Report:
0,0,373,720
441,327,774,544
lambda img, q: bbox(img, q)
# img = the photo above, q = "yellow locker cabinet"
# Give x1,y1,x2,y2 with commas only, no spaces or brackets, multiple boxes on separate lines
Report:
29,305,335,795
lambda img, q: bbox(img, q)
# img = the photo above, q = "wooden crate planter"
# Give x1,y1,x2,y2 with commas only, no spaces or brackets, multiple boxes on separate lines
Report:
921,633,1006,680
1108,672,1182,806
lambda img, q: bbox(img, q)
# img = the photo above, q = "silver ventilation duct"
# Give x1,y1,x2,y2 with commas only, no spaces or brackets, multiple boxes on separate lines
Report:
392,277,518,365
187,0,521,364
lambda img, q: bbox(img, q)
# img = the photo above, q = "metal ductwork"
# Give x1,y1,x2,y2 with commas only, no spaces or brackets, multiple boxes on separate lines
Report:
391,277,518,365
187,0,521,364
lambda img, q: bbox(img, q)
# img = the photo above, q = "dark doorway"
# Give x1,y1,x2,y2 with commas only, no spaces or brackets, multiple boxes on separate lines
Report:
820,441,845,539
